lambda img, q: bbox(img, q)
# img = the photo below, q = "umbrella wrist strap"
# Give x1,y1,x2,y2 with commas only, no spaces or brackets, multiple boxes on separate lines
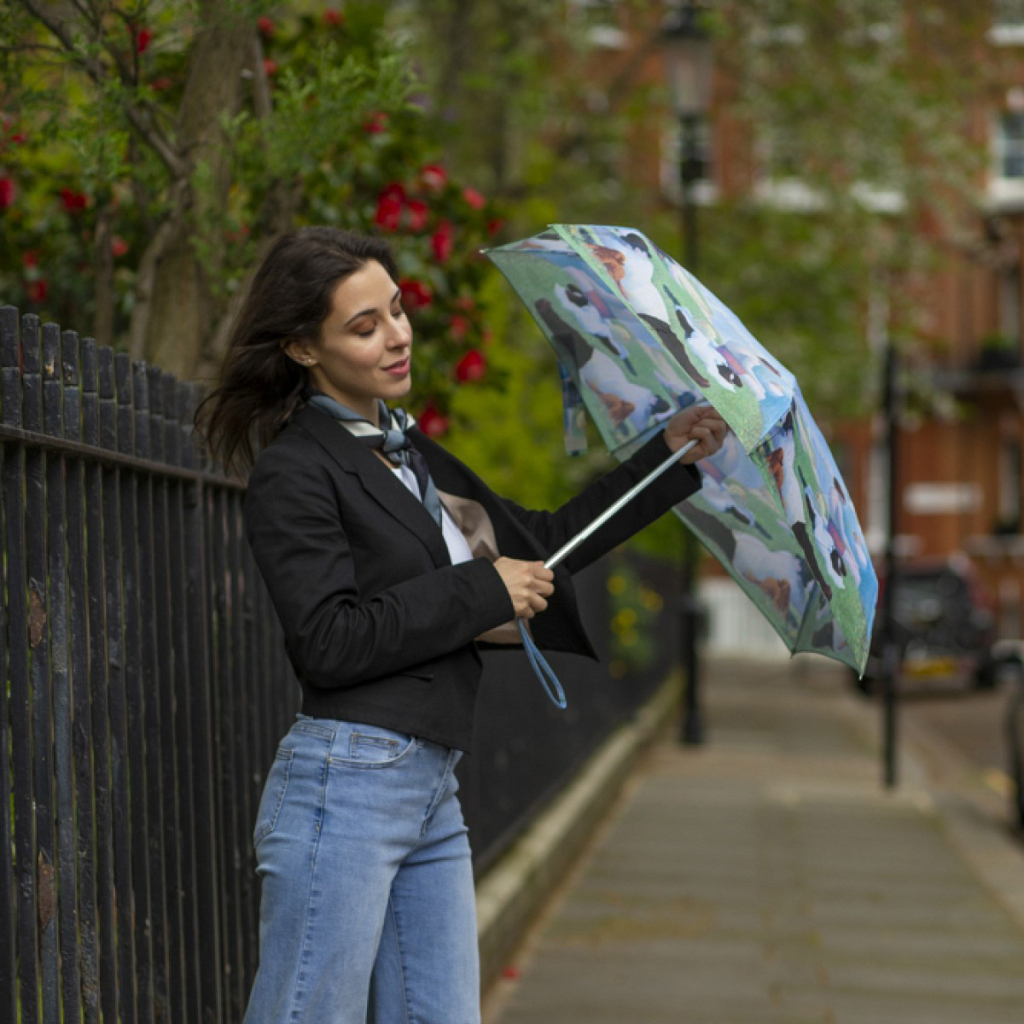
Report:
517,619,567,709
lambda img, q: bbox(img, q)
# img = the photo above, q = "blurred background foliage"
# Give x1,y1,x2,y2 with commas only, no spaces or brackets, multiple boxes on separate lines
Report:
0,0,988,547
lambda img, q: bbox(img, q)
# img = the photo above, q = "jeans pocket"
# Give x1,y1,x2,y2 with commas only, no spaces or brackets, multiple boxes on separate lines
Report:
334,726,419,769
253,747,294,846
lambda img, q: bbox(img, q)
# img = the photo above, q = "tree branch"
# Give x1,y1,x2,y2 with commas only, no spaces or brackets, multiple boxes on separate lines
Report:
250,31,272,120
105,4,142,87
128,185,184,359
93,205,116,347
17,0,185,177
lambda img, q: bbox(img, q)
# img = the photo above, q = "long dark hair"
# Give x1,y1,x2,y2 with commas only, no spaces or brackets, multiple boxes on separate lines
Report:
195,227,399,475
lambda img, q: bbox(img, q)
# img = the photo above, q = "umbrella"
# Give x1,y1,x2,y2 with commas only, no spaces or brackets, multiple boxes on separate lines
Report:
485,223,878,679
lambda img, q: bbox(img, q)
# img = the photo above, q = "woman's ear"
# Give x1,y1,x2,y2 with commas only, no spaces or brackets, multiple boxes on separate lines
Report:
284,339,317,368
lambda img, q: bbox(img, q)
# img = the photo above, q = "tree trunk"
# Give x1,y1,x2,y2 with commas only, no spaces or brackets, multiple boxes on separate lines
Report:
93,207,115,348
134,1,254,381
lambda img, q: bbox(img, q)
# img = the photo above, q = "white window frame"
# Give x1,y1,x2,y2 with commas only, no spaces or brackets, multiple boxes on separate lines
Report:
991,0,1024,45
990,110,1024,205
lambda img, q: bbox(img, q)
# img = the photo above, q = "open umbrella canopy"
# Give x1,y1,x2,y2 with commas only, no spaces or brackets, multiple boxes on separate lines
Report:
486,223,878,674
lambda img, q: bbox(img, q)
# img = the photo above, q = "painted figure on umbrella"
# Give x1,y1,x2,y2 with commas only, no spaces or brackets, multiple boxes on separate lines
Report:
534,298,670,437
585,228,789,405
762,411,836,601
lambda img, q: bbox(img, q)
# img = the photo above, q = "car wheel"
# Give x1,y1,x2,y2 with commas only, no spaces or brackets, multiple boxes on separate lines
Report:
1006,687,1024,832
973,660,998,691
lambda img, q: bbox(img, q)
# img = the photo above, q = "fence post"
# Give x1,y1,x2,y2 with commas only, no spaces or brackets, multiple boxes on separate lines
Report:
1,306,32,1024
98,345,139,1024
179,383,225,1023
81,334,119,1024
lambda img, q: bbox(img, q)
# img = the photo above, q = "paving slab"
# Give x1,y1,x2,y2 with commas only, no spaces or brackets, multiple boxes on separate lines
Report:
484,658,1024,1024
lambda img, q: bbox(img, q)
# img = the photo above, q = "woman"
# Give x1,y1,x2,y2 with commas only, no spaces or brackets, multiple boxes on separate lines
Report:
197,226,726,1024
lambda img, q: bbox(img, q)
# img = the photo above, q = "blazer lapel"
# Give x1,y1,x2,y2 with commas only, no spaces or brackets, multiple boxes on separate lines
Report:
292,405,450,567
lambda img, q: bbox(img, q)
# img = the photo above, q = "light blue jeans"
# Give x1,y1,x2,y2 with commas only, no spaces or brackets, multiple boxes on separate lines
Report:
241,716,480,1024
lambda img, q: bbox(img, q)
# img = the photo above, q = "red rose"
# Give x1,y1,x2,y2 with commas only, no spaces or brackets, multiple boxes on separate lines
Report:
462,187,486,210
399,278,433,311
136,28,152,54
60,188,88,212
449,315,470,340
431,220,454,262
111,236,129,258
418,403,449,438
257,16,274,37
487,218,504,236
454,296,475,312
26,279,48,303
374,195,403,232
22,250,38,268
363,112,388,134
0,177,15,209
9,133,24,145
407,199,429,231
455,349,486,382
419,164,447,191
149,76,173,92
323,9,344,26
263,58,278,76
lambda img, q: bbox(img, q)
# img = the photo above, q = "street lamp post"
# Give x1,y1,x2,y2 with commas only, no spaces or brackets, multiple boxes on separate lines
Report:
660,2,714,746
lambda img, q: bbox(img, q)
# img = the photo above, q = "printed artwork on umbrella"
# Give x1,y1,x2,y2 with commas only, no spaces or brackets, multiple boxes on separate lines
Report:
491,224,797,456
487,224,878,673
682,401,875,668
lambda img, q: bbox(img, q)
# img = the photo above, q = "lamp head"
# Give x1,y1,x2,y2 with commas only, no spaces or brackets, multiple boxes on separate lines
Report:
660,3,714,118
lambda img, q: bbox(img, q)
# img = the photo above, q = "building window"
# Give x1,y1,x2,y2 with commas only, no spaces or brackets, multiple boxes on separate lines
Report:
990,111,1024,205
866,437,888,556
659,116,716,204
998,417,1022,534
991,1,1024,44
760,125,802,181
996,112,1024,178
568,0,626,48
1000,263,1022,348
752,125,826,211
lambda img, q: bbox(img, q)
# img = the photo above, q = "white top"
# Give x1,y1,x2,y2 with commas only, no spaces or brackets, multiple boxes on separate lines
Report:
394,463,475,565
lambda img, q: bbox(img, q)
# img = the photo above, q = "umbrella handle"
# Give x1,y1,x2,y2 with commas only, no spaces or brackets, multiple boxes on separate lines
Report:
517,619,567,709
544,438,697,571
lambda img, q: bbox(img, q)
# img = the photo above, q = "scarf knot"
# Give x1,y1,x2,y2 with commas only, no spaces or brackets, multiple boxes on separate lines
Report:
307,393,443,528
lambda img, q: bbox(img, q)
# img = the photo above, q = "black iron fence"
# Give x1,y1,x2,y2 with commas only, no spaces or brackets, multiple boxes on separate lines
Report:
1,304,677,1024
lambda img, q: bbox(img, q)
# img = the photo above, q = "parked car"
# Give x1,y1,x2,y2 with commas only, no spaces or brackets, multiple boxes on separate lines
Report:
854,557,997,694
984,641,1024,830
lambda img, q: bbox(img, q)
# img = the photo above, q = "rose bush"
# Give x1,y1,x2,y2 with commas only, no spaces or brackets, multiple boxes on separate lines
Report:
0,3,505,426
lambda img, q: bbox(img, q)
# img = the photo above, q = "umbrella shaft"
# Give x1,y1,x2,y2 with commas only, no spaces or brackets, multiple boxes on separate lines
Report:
545,439,697,571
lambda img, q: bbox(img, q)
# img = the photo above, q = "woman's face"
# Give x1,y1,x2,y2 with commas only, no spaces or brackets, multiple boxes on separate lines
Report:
287,259,413,423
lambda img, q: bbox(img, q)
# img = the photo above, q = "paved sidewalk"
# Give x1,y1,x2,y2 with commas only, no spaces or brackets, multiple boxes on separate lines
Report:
484,657,1024,1024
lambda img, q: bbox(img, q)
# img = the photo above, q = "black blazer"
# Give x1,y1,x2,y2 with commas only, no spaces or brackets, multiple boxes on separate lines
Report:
244,403,702,751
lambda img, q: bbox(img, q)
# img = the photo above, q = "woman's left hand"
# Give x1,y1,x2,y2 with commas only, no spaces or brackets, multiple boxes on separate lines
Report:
663,406,728,463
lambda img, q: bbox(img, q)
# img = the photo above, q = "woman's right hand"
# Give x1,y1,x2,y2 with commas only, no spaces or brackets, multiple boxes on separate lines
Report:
494,557,555,620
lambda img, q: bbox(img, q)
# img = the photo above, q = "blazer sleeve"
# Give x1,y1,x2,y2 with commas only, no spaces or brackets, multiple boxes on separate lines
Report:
498,430,702,573
244,449,515,689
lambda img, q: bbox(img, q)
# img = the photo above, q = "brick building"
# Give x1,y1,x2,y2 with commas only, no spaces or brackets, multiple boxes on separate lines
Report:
575,1,1024,649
